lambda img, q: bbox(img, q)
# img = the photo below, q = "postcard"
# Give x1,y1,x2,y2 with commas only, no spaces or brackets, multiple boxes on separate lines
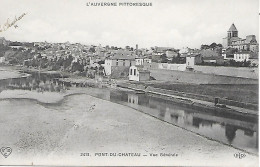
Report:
0,0,258,166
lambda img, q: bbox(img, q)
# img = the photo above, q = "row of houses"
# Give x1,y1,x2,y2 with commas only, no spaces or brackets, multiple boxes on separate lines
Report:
103,46,259,81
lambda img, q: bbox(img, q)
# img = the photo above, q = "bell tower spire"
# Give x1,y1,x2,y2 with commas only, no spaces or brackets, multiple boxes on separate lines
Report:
227,23,238,38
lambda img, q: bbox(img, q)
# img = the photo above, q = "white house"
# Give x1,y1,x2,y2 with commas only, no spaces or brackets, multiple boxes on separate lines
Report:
0,57,5,63
135,58,152,66
129,65,150,81
135,58,144,65
186,54,202,69
234,52,250,62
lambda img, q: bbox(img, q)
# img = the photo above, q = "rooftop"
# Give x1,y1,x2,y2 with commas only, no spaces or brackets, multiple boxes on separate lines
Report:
111,54,135,60
200,49,219,57
228,23,238,32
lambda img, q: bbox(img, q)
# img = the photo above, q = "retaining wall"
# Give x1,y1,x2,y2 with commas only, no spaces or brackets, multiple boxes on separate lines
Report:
150,69,258,84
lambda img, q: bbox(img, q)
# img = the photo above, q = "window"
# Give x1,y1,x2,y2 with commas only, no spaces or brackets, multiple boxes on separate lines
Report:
130,69,132,75
134,69,136,76
123,60,125,66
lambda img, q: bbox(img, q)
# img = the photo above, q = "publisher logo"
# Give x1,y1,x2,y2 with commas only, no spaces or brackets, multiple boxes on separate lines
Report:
0,147,12,158
234,152,246,159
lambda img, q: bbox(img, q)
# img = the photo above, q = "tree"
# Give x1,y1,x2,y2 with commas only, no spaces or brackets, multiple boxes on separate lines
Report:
217,44,222,47
160,54,168,63
71,62,84,72
171,53,183,64
201,44,210,50
89,47,95,52
209,43,217,49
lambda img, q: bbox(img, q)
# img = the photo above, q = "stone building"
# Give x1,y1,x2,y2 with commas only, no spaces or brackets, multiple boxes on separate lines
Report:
222,23,258,53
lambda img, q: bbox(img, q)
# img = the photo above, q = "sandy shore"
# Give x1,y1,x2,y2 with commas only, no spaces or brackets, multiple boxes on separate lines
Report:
0,90,65,103
0,93,258,166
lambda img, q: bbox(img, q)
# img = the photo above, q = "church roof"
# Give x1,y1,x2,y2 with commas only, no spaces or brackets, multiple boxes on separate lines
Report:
230,37,242,41
228,23,238,32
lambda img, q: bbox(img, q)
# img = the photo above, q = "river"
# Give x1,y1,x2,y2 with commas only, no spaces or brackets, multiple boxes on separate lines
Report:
0,71,258,155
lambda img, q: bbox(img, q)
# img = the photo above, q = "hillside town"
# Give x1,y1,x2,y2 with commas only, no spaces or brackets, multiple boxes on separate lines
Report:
0,23,258,82
1,0,260,165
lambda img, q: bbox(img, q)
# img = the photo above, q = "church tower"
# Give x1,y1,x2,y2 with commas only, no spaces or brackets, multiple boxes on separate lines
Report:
223,23,239,48
226,23,238,46
227,23,238,38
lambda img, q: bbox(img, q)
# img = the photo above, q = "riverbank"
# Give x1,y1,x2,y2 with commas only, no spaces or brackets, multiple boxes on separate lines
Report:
0,65,258,115
0,66,29,80
0,93,258,166
116,81,258,114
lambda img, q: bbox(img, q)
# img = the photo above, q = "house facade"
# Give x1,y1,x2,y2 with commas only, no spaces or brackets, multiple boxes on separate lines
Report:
104,55,135,76
233,52,250,62
135,57,152,68
186,54,202,69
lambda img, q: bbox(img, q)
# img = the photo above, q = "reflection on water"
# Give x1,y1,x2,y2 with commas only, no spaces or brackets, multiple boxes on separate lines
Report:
90,90,258,153
0,71,258,154
0,72,68,93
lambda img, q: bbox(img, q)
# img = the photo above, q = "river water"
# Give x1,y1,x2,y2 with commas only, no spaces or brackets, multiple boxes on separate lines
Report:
0,71,258,154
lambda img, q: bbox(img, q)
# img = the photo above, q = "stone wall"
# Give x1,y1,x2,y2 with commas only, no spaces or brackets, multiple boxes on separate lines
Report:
150,69,258,84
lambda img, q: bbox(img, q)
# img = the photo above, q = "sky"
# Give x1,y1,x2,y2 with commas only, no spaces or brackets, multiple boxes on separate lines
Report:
0,0,258,49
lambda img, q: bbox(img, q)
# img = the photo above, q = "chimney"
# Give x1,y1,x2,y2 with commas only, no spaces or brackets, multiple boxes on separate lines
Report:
136,44,138,55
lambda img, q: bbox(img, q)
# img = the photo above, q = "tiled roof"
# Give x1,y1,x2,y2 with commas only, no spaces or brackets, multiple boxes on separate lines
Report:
228,23,238,32
230,37,242,42
111,54,135,60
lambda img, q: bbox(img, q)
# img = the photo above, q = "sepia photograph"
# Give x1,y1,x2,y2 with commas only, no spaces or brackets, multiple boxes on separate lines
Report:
0,0,259,166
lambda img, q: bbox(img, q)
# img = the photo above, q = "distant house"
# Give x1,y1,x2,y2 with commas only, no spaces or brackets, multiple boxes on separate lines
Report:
233,51,251,62
0,57,5,63
104,54,135,76
200,49,224,64
186,54,202,69
222,48,256,63
129,65,150,81
135,58,144,66
135,57,152,67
